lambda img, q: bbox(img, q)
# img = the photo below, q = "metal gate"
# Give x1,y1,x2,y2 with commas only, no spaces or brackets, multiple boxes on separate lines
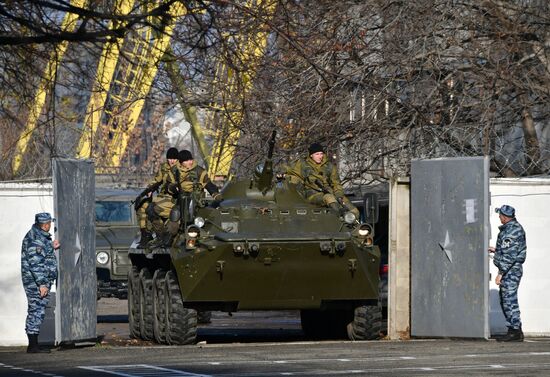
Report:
411,157,489,339
52,158,96,344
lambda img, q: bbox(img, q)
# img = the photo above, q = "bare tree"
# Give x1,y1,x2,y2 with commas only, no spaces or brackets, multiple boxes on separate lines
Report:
0,0,548,185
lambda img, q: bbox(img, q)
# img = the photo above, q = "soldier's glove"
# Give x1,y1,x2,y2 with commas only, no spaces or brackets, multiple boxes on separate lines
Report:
167,183,179,196
181,181,194,192
211,193,223,208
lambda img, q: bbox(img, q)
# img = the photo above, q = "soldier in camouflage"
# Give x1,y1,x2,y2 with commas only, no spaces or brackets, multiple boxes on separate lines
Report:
134,147,180,248
286,142,359,217
175,150,222,202
148,150,222,247
21,212,60,353
489,204,527,342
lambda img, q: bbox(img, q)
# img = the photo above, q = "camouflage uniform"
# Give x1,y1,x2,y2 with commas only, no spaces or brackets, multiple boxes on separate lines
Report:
147,161,181,235
286,155,359,216
21,221,57,335
175,161,221,202
494,218,527,330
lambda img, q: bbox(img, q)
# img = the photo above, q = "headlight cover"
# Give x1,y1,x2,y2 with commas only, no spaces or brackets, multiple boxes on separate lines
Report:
194,216,205,228
187,225,200,238
358,224,372,237
96,251,109,265
343,211,357,224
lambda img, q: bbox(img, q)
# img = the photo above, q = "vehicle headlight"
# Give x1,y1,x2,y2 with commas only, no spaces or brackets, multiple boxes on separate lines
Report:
358,224,372,237
343,211,356,224
194,216,205,228
96,251,109,265
187,225,200,238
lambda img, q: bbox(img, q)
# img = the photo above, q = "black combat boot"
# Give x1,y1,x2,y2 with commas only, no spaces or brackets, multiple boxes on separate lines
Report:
497,327,523,342
26,334,50,353
138,229,153,249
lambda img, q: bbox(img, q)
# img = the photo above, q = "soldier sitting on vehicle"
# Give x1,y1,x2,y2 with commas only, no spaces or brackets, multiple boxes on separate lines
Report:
174,149,222,206
134,147,180,248
286,142,359,217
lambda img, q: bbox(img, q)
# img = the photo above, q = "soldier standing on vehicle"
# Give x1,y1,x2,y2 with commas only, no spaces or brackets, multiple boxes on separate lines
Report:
21,212,60,353
488,205,527,342
176,149,222,204
286,142,359,217
134,147,180,248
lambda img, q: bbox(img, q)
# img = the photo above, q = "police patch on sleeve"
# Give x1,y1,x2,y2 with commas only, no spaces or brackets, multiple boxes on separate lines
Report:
502,238,512,248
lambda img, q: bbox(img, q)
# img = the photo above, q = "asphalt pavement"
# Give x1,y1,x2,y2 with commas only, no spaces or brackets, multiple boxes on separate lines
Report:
1,298,549,376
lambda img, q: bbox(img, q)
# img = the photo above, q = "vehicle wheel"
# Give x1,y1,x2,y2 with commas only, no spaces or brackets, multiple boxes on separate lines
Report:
164,270,197,345
128,266,141,339
300,309,350,339
139,268,154,340
152,269,167,344
347,304,382,341
197,311,212,324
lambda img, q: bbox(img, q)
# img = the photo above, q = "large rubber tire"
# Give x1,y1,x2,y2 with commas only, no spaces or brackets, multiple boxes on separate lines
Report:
128,266,141,339
300,309,350,339
164,270,197,345
152,269,167,344
139,268,154,340
197,311,212,324
347,304,382,341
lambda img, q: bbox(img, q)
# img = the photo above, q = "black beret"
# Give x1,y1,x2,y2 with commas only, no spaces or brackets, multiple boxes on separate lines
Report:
166,147,179,159
178,149,193,163
308,142,325,155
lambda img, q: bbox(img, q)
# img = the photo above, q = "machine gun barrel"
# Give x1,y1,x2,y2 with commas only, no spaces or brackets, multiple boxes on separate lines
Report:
256,130,277,193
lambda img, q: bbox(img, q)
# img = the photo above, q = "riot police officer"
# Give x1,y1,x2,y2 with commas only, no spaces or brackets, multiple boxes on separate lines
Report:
489,204,527,342
21,212,60,353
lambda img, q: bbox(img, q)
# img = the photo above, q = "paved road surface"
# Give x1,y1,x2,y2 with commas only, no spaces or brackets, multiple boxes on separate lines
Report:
1,298,549,376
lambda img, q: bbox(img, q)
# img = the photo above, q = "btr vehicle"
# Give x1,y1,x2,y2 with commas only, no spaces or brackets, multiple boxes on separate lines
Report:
95,189,140,299
127,134,382,344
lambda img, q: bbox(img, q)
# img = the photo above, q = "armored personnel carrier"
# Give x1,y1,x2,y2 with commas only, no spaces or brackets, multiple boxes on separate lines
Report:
127,133,382,344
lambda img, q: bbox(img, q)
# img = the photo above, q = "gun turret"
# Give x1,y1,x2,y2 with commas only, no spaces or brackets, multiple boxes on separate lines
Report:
255,130,277,194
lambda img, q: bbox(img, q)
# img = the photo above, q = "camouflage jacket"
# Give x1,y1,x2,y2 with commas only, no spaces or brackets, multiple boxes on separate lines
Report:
286,155,344,198
494,219,527,277
21,224,57,289
173,161,220,199
147,161,180,197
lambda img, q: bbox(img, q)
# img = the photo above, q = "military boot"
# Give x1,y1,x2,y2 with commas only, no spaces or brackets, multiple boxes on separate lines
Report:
26,334,50,353
137,229,153,249
497,327,523,342
148,232,173,249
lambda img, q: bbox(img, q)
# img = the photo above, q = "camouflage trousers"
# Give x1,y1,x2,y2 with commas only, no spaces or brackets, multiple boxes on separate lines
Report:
137,201,150,230
306,192,360,217
24,285,49,335
148,195,176,235
499,267,523,330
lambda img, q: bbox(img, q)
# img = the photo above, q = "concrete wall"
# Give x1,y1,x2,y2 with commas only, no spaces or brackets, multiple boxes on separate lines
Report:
0,182,54,346
388,177,410,340
489,178,550,336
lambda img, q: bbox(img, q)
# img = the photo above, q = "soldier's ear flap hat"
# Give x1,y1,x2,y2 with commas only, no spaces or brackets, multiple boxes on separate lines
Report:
178,149,193,163
495,205,515,218
166,147,179,160
35,212,55,224
308,142,325,155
